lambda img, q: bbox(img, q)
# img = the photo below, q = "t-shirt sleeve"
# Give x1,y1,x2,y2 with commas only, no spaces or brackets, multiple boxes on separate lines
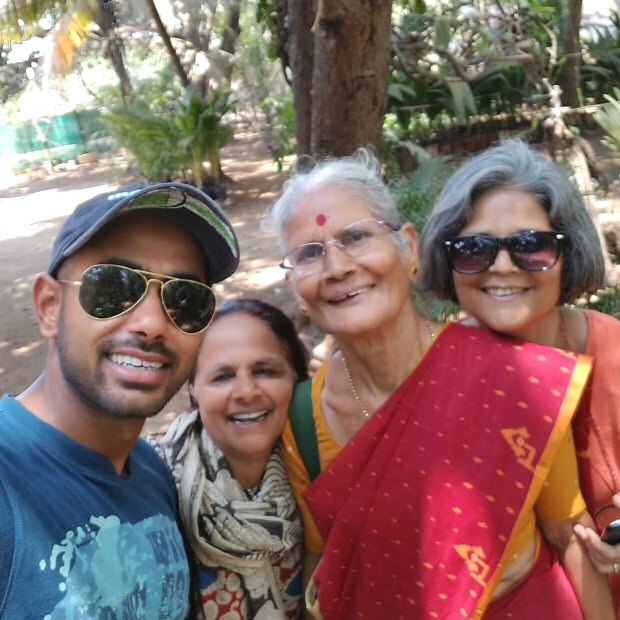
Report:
535,425,587,522
281,419,325,554
0,476,15,606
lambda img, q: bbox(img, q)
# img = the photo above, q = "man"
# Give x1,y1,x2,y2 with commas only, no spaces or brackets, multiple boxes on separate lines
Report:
0,182,239,618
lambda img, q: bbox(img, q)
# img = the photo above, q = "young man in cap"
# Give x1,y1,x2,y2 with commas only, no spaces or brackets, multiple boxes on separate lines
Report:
0,182,239,618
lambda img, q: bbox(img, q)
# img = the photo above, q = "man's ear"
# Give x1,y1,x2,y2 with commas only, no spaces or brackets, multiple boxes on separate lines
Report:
32,273,62,338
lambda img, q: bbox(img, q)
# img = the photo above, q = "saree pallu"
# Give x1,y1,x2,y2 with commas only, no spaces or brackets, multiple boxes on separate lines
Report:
304,323,592,620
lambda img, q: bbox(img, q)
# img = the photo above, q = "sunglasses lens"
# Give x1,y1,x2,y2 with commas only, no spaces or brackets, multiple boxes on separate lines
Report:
79,265,146,319
162,280,216,334
448,236,497,274
510,232,560,270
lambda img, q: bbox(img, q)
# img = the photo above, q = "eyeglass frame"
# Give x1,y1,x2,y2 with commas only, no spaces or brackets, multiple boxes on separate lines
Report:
279,218,400,273
57,263,216,334
444,230,566,275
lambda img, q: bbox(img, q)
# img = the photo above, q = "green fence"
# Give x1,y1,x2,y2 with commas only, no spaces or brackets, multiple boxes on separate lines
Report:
0,109,111,172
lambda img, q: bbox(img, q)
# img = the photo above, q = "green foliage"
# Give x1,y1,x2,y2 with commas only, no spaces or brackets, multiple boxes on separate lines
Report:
389,152,454,233
255,0,281,61
579,287,620,319
103,104,184,181
582,12,620,104
103,87,235,184
388,151,459,322
594,87,620,153
176,88,235,184
262,90,296,171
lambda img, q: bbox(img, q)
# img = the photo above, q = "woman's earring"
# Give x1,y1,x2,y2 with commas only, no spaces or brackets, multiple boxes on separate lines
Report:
410,263,419,278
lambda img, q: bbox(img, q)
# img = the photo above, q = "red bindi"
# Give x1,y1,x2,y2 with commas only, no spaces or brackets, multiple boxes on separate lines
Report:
316,214,327,226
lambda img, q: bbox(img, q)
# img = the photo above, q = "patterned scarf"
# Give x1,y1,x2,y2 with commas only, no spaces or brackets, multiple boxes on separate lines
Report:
156,410,303,619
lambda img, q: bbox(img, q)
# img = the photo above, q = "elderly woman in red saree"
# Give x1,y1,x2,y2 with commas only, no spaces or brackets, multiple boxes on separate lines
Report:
419,139,620,615
267,150,614,619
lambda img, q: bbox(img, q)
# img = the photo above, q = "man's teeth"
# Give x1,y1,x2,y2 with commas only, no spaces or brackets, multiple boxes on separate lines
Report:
484,287,523,297
109,354,163,369
332,286,371,302
229,410,270,424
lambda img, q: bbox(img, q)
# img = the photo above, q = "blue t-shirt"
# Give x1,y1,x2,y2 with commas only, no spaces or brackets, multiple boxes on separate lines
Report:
0,395,189,619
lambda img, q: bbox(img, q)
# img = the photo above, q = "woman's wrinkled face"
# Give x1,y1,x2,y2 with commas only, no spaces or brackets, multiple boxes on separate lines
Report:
283,184,417,339
452,188,563,342
189,313,295,467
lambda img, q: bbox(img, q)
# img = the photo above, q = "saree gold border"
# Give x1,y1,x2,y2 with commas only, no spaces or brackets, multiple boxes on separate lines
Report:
472,352,593,619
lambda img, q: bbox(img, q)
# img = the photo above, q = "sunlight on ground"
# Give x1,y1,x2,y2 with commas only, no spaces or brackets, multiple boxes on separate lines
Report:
0,220,57,242
11,340,43,357
0,183,114,241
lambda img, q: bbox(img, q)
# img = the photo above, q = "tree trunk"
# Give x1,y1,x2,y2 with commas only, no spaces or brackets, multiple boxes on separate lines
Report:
144,0,190,88
310,0,392,157
97,0,133,106
287,0,315,156
220,0,241,83
558,0,582,109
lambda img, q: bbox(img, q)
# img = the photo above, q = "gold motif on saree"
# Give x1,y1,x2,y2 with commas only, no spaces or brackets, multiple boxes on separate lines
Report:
454,545,489,587
501,426,536,472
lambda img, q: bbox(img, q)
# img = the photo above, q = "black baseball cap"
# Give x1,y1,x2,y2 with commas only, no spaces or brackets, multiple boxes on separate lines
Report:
48,182,239,283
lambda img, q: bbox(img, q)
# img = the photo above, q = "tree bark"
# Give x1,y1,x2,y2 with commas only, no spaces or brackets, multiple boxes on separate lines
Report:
287,0,316,156
310,0,392,157
97,0,133,106
144,0,190,88
557,0,582,109
219,0,241,83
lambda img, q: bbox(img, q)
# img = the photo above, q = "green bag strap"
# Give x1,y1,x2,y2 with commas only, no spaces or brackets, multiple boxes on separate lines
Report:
288,379,321,481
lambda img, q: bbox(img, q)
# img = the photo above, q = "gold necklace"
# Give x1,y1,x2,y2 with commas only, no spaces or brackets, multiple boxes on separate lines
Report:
342,319,436,419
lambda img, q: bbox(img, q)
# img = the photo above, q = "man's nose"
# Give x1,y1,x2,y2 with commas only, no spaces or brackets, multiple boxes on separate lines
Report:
122,281,171,339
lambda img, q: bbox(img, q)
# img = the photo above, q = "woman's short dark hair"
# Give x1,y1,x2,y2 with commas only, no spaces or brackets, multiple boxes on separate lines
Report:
188,298,309,404
419,139,605,303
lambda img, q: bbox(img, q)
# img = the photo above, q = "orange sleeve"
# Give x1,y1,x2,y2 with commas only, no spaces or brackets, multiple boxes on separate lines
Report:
535,425,587,522
282,416,325,554
282,365,344,554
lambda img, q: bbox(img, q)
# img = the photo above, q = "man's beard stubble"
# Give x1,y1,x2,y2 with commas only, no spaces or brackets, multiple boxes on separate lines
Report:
56,309,180,420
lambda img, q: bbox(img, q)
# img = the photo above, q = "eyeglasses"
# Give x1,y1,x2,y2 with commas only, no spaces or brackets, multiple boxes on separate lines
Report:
280,219,399,275
58,264,216,334
444,230,566,274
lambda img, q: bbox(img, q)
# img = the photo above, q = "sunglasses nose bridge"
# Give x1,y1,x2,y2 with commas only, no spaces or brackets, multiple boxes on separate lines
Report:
487,238,518,271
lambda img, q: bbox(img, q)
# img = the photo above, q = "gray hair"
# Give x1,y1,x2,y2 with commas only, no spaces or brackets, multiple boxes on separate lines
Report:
266,149,405,251
419,139,605,303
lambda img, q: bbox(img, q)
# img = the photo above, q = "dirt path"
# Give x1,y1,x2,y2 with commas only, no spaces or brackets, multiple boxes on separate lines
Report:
0,132,307,432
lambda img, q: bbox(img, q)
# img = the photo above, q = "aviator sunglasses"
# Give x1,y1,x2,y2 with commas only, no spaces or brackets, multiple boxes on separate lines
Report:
444,230,566,274
58,264,216,334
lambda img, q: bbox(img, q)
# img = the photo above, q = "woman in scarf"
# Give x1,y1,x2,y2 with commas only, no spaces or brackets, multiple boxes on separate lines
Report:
156,299,308,619
420,139,620,613
268,151,613,619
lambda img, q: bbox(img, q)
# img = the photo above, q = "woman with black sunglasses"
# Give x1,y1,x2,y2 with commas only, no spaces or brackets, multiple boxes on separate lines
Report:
268,149,612,619
420,138,620,613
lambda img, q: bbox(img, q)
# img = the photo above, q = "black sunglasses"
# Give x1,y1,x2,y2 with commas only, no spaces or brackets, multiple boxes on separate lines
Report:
444,230,566,274
58,264,216,334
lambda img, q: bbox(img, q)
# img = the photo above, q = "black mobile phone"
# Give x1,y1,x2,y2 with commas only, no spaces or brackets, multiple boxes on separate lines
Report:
601,519,620,545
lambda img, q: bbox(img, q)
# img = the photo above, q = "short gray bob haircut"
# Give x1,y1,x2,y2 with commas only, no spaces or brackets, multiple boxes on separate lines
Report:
266,149,403,250
419,139,605,304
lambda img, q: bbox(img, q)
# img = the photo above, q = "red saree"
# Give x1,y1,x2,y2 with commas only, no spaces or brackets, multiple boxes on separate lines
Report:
303,323,592,620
